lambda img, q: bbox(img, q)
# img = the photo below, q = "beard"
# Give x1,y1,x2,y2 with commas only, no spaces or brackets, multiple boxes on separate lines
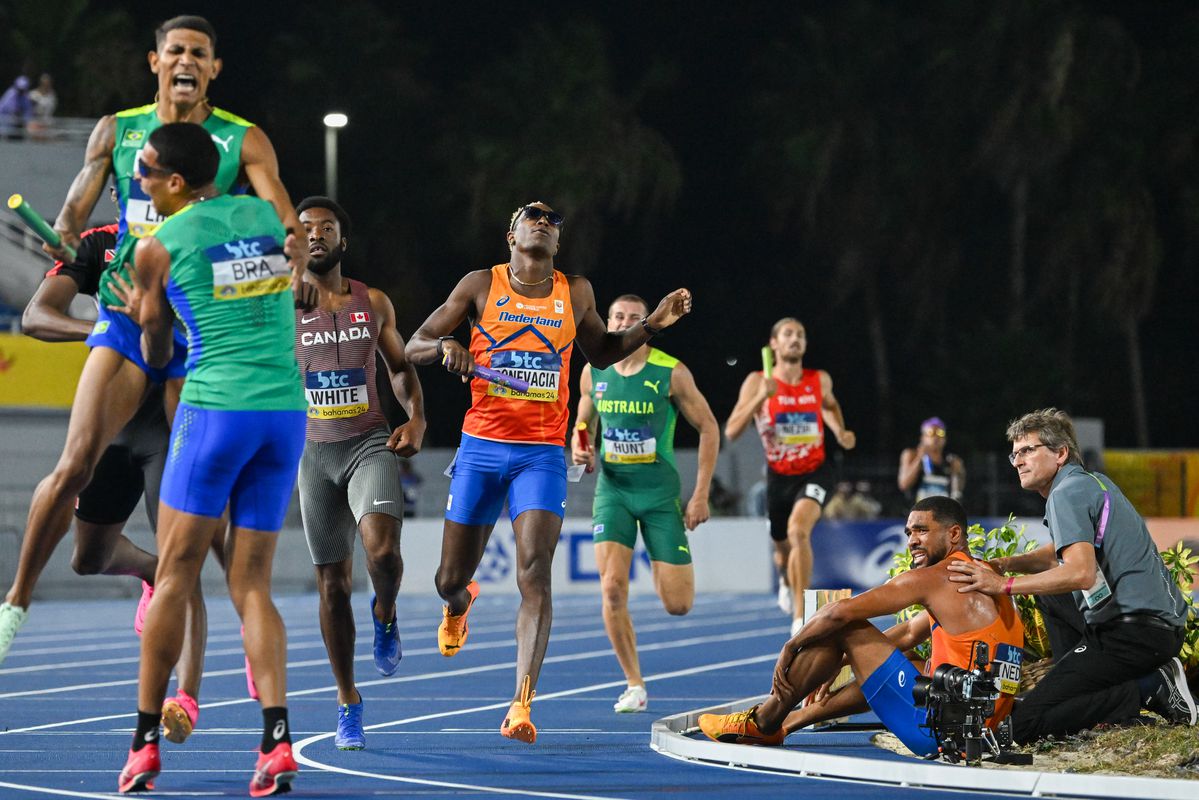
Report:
308,243,344,275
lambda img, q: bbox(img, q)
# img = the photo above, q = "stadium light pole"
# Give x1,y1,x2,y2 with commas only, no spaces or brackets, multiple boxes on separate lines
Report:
323,112,349,200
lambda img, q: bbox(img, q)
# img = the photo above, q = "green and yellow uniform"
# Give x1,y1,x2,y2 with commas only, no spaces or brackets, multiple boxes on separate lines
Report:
153,194,304,412
590,348,690,565
102,103,253,310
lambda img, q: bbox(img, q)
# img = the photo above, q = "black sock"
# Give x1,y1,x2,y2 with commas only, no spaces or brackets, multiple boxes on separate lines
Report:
261,707,291,753
132,710,160,752
1136,670,1163,705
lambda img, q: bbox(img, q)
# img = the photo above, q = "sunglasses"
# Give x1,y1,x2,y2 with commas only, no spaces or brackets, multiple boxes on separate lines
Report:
513,206,564,229
135,157,173,180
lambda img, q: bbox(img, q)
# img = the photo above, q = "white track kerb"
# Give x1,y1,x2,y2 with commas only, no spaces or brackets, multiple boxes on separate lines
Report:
650,697,1196,800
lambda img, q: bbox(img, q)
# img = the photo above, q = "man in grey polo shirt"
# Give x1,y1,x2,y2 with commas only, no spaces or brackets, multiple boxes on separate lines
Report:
948,408,1195,741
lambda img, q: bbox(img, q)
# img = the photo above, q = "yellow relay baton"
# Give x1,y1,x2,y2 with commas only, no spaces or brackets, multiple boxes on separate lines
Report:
7,194,76,261
761,345,774,376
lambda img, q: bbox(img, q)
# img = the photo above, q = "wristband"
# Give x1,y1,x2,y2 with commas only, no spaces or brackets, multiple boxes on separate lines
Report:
436,335,456,356
640,317,661,337
1003,577,1015,596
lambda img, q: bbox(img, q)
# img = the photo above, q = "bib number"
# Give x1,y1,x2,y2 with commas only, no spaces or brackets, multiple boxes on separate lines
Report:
205,236,290,300
603,426,657,464
775,411,819,445
305,368,368,418
486,350,561,402
126,156,165,238
991,642,1023,696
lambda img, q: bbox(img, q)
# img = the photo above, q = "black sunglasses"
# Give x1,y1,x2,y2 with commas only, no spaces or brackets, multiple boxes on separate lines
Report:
135,157,173,180
513,206,564,229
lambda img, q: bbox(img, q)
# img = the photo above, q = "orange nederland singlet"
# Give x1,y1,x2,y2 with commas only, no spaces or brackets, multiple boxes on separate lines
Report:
927,552,1025,728
461,264,576,446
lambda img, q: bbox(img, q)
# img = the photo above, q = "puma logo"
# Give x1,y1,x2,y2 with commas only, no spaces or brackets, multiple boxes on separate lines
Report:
211,133,235,153
643,379,661,394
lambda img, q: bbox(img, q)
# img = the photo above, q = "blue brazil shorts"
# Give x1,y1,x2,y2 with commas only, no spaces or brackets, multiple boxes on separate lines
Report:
445,433,567,526
161,402,306,531
85,306,188,382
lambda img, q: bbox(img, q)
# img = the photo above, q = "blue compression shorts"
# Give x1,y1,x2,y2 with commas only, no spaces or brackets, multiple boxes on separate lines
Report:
860,648,938,758
161,403,306,531
445,433,567,525
86,306,188,382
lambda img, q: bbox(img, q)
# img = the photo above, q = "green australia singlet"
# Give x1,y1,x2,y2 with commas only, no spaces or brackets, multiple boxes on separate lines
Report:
101,103,253,309
153,194,305,412
590,348,681,498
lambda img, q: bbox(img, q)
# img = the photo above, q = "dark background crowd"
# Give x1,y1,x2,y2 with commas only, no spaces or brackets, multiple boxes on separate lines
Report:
3,0,1197,461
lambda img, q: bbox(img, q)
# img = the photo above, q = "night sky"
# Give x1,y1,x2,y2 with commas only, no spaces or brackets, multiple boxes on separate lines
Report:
9,1,1198,453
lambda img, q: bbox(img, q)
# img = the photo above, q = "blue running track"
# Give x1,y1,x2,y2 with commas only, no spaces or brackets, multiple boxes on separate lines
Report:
0,591,1018,799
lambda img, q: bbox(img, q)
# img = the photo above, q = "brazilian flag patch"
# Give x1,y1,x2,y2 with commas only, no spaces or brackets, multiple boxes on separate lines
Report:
121,129,146,148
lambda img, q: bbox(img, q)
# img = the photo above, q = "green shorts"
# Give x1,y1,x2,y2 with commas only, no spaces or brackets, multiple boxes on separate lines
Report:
592,482,690,566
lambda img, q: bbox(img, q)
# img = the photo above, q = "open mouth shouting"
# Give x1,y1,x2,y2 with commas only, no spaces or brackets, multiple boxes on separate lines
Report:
171,74,199,95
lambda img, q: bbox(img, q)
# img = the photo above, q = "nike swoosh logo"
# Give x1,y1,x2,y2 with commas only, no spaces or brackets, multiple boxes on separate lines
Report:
301,315,320,324
372,499,395,506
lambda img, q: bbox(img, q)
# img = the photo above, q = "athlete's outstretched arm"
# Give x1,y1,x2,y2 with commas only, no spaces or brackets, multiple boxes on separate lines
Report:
407,270,491,375
370,287,426,456
724,371,770,441
133,237,174,369
818,370,856,450
47,115,116,260
22,275,91,341
571,278,692,369
240,126,310,295
671,362,720,530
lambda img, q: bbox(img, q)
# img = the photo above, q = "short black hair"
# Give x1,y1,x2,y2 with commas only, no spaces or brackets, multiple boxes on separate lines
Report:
148,123,219,188
155,16,217,49
296,196,352,240
911,496,967,533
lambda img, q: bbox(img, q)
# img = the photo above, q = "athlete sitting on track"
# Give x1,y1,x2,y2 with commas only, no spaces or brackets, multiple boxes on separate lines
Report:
699,497,1024,757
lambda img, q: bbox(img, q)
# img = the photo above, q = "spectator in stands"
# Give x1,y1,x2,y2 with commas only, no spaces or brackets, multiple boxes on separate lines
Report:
825,481,882,521
0,76,33,139
898,416,964,502
27,74,57,139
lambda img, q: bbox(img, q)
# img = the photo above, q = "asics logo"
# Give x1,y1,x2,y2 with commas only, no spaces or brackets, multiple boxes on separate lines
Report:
1074,645,1087,654
272,720,287,740
897,671,906,688
144,730,157,743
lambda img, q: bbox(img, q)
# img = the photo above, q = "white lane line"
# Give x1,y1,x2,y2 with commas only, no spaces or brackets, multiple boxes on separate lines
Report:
0,779,160,799
290,652,778,799
1,625,785,735
0,607,775,694
0,597,762,666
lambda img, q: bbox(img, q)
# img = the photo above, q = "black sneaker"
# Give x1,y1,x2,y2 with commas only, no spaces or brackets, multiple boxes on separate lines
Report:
1145,657,1197,725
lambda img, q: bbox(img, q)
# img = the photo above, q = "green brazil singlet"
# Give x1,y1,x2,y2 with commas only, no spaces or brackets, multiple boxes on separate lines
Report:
101,103,253,309
590,347,681,498
152,194,305,412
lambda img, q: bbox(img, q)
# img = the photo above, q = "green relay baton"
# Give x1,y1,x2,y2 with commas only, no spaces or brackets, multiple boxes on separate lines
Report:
761,345,774,376
7,194,76,261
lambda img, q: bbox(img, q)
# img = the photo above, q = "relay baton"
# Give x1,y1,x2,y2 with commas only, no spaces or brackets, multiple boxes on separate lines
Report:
576,421,594,473
7,194,75,261
761,345,774,376
473,364,531,394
